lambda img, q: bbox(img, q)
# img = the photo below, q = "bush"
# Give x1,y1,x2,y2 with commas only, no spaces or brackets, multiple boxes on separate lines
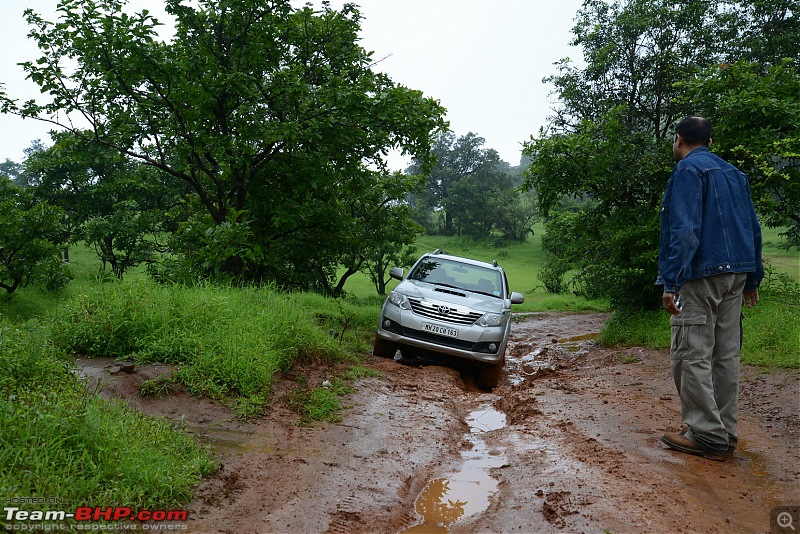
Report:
542,204,661,312
52,281,377,419
539,255,571,294
0,178,70,294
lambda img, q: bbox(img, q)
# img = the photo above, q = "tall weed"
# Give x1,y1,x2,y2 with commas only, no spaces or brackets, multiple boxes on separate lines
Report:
53,281,377,418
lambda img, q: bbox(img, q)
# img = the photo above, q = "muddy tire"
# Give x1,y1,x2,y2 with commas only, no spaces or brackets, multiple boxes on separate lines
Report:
372,336,396,358
476,360,503,390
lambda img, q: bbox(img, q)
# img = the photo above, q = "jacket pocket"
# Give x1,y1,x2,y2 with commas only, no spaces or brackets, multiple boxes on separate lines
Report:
670,314,707,356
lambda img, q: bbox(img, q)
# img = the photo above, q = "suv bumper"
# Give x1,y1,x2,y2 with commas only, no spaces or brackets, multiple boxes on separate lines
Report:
376,315,508,365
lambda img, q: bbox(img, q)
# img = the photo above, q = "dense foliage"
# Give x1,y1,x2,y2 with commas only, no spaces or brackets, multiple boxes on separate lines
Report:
678,59,800,245
1,0,446,292
22,132,184,278
524,0,799,310
0,178,70,293
408,132,537,241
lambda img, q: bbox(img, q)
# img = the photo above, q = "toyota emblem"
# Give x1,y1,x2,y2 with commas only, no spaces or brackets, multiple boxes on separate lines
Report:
437,305,451,315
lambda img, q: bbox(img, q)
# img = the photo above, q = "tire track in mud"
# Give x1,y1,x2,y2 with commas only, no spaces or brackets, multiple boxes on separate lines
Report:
450,312,800,534
78,312,799,533
381,312,799,533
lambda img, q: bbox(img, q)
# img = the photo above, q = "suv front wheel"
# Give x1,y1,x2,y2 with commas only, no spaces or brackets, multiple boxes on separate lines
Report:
372,336,396,359
475,358,504,390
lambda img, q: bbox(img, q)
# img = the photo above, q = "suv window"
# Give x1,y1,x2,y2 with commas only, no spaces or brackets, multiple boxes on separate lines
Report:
409,257,503,298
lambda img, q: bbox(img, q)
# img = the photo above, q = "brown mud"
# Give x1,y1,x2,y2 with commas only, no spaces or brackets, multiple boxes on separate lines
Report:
76,312,800,533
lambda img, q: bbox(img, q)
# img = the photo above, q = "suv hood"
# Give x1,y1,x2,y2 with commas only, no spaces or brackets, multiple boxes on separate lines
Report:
395,280,507,313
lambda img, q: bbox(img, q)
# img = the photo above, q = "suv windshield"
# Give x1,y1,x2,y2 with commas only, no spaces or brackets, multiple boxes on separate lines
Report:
409,257,503,298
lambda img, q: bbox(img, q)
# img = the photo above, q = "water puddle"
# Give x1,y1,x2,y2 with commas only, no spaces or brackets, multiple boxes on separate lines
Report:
466,405,506,432
183,425,268,453
403,406,508,532
557,332,600,352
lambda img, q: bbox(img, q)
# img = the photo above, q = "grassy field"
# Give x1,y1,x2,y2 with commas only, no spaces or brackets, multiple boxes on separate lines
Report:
761,226,800,279
0,309,216,514
0,244,382,510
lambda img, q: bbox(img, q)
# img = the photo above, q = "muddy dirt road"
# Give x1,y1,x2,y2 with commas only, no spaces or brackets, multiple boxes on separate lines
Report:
80,312,800,533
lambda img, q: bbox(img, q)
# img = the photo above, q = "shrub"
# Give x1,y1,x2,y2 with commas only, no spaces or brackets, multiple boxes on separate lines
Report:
539,255,571,294
53,281,377,418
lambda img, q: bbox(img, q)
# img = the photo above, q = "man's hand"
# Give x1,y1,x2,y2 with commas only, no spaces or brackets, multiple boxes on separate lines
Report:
662,292,681,315
743,289,760,308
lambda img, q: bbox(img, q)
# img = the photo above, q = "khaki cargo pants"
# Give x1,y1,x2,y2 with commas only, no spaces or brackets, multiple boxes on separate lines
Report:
670,273,747,454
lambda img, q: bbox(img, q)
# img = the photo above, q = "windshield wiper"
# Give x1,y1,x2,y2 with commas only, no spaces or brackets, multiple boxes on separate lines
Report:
471,290,500,298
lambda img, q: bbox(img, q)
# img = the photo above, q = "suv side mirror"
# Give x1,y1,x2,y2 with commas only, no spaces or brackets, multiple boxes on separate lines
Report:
389,267,404,280
510,292,525,304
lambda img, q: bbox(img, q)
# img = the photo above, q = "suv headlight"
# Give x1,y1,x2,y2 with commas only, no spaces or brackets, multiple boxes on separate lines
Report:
388,291,411,310
478,312,506,327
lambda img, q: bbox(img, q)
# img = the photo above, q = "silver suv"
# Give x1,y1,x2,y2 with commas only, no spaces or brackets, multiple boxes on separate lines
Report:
373,250,524,389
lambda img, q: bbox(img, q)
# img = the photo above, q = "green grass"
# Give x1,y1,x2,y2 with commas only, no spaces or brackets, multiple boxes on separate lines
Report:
0,244,382,511
286,365,382,425
0,322,215,511
761,226,800,280
600,226,798,368
601,296,799,368
51,281,377,420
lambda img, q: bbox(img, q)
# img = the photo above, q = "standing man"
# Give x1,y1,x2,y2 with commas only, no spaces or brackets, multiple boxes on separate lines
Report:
657,116,763,461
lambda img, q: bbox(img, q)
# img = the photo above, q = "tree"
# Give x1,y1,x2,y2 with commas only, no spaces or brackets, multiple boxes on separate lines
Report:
524,0,723,309
408,132,528,239
366,239,418,296
523,0,797,310
545,0,720,137
24,131,185,277
326,172,425,297
679,60,800,246
525,108,669,308
0,178,70,293
1,0,446,288
0,160,22,184
495,188,538,242
80,200,161,278
715,0,800,66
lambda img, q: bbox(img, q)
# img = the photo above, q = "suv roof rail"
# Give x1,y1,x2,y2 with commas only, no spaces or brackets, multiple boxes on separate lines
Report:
432,249,449,255
493,259,498,267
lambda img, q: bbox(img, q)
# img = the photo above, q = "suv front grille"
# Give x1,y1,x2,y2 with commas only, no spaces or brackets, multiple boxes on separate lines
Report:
408,298,483,325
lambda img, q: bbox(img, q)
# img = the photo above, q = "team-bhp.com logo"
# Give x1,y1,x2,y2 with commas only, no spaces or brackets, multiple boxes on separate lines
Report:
4,506,188,531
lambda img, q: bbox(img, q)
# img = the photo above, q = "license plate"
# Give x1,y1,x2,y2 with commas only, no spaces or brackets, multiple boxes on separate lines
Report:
422,323,459,338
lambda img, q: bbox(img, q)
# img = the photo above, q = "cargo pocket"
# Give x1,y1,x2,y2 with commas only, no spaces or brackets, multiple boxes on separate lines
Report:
670,314,707,358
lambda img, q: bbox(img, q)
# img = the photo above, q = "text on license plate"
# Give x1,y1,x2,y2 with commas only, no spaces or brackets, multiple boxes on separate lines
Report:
422,323,459,338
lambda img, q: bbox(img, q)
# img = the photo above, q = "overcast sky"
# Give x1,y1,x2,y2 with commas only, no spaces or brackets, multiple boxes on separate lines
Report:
0,0,584,168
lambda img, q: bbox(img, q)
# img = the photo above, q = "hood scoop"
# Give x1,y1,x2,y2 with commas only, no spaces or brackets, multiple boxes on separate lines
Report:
434,287,467,298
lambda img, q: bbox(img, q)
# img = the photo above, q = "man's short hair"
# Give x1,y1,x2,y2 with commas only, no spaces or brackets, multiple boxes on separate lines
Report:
675,116,712,146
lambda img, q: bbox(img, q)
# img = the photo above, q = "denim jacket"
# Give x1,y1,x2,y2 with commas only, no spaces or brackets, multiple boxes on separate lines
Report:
657,147,763,293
